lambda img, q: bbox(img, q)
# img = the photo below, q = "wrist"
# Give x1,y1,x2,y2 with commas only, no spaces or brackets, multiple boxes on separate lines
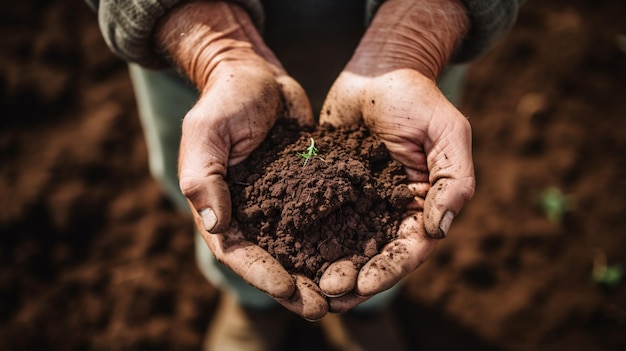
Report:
155,1,283,90
347,0,469,80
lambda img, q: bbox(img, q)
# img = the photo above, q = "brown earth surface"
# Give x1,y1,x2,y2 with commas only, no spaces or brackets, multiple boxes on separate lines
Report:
1,0,625,350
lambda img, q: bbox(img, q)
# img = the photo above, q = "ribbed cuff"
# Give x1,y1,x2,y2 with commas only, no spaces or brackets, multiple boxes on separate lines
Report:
96,0,265,69
451,0,522,63
366,0,522,64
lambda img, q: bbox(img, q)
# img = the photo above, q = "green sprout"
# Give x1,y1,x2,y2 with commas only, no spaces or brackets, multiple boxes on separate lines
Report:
594,265,624,287
592,249,623,288
299,137,319,166
538,187,576,223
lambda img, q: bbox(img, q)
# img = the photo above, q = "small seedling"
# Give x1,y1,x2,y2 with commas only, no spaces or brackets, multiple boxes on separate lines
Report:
592,249,623,288
299,137,319,166
594,265,624,287
538,187,576,223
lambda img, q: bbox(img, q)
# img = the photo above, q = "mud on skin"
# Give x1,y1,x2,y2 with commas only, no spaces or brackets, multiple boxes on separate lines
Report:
227,120,415,283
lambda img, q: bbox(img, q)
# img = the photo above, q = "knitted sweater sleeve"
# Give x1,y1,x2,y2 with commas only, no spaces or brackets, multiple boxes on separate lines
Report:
86,0,522,68
84,0,265,69
366,0,524,63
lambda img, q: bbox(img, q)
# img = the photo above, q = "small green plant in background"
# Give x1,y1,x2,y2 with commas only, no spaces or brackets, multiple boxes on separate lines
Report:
538,186,576,223
593,265,624,288
299,137,319,166
592,248,623,288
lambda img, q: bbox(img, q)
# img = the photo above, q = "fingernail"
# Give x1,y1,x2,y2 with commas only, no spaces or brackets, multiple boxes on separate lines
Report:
438,210,455,238
322,291,348,298
199,208,217,232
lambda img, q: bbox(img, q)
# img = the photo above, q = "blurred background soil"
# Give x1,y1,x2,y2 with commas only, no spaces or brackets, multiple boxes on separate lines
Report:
1,0,625,350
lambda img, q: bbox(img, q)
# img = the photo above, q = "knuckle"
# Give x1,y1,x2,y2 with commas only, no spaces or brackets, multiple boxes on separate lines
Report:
179,176,203,200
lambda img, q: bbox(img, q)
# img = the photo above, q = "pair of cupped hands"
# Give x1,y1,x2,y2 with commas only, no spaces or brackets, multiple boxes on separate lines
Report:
156,0,475,320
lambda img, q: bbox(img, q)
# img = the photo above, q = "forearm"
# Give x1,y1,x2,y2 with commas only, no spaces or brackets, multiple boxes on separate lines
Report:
364,0,523,66
350,0,470,80
154,1,281,91
87,0,265,69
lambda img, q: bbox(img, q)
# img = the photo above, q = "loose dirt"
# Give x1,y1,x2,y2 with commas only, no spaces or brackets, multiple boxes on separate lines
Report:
228,121,413,283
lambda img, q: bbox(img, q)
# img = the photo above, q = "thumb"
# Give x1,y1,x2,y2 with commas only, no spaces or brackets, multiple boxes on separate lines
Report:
178,106,233,234
319,71,365,126
180,165,232,234
423,114,475,238
276,75,314,127
424,177,474,238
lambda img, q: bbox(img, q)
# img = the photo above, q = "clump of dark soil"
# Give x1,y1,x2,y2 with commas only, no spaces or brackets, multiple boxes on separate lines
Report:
228,120,414,283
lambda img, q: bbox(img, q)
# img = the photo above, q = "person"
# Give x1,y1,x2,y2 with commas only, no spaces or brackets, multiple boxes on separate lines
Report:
86,0,522,349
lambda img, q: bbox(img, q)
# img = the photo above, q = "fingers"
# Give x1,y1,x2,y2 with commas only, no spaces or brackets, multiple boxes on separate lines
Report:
355,213,437,297
275,275,329,321
323,214,436,313
405,181,429,210
319,259,358,297
198,217,329,320
202,226,296,300
328,293,371,314
200,223,327,320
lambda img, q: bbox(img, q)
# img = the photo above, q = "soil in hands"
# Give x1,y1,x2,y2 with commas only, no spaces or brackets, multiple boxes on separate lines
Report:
227,120,415,283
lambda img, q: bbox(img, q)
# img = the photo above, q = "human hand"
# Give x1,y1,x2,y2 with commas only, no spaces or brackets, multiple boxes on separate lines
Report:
156,1,327,320
319,69,473,311
181,60,328,320
317,0,475,311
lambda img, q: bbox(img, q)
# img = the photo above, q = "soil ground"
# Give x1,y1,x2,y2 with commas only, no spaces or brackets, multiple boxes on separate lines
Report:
1,0,625,350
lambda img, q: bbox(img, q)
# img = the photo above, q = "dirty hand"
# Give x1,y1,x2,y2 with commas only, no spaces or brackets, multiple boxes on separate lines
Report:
156,1,327,320
318,0,475,312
